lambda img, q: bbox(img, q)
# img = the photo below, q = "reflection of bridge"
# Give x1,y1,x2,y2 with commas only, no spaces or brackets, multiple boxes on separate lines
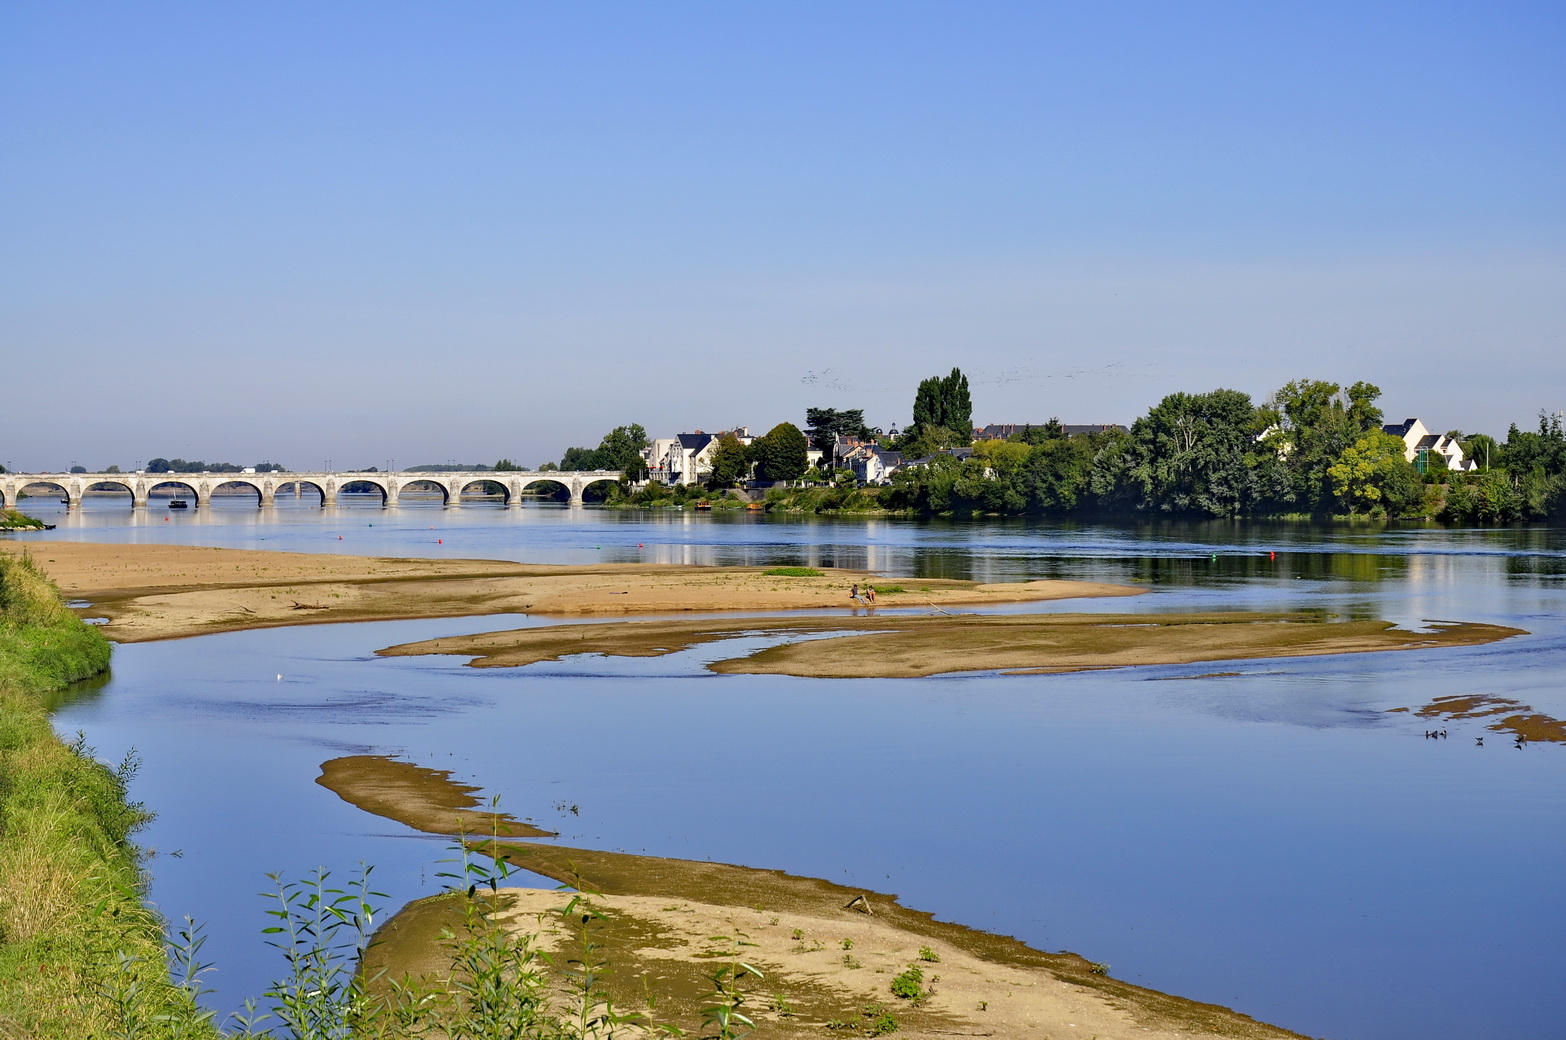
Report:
0,471,626,510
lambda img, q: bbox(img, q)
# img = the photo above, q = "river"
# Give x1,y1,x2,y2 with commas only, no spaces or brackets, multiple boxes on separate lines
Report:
19,495,1566,1040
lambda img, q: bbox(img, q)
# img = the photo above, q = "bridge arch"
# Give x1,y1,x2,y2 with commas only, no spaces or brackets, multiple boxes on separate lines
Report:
210,479,265,508
337,476,392,507
17,480,71,509
575,476,624,505
517,476,568,502
397,479,451,506
457,478,510,505
148,480,200,508
274,480,329,506
83,480,135,509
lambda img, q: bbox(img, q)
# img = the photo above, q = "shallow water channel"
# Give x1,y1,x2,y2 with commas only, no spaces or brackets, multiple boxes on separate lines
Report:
24,499,1566,1040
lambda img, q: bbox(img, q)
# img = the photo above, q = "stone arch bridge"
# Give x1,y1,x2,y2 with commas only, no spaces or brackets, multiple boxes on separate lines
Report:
0,471,626,510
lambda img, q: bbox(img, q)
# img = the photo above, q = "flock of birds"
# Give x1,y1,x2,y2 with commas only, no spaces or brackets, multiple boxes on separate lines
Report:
1425,727,1529,748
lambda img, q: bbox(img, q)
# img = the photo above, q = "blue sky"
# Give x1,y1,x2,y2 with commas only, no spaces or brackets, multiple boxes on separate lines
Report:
3,2,1562,470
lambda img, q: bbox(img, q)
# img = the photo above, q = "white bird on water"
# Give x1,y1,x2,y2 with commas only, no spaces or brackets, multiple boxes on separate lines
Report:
276,674,282,681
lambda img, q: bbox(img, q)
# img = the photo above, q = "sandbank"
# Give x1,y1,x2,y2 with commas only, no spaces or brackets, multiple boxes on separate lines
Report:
381,611,1524,678
329,756,1304,1039
1,541,1138,642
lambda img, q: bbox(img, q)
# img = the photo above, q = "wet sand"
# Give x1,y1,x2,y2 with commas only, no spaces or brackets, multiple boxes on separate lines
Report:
381,611,1525,678
1,541,1139,642
330,756,1304,1040
1391,694,1566,743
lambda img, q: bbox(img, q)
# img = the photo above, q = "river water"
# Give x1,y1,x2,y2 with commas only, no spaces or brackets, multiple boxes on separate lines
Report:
20,495,1566,1040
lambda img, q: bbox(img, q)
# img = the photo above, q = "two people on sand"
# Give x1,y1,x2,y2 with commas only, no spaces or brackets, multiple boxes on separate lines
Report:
849,582,876,607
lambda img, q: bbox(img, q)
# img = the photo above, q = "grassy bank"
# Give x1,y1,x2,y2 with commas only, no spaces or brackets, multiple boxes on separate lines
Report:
0,553,208,1036
0,508,47,531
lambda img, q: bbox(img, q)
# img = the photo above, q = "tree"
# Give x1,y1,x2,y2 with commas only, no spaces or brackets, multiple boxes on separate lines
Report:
1129,389,1261,517
1260,379,1384,513
1328,432,1420,515
558,446,598,471
907,367,974,444
942,367,972,440
1462,433,1499,471
593,424,651,480
147,458,171,473
803,408,871,453
706,434,750,488
557,424,650,478
493,458,523,471
751,423,809,482
972,438,1030,478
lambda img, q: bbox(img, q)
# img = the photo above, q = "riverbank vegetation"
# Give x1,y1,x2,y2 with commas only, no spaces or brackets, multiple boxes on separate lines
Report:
677,376,1565,522
0,508,46,530
0,553,210,1036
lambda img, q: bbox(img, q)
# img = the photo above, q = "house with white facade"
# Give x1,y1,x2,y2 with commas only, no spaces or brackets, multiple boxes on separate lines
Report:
1382,419,1473,473
644,428,753,485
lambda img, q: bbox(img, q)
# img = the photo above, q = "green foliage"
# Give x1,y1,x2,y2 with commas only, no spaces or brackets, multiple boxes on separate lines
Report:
804,408,871,452
0,555,192,1038
889,964,925,1000
763,567,823,577
1257,379,1385,513
706,434,751,489
1129,388,1262,517
700,924,764,1040
862,1003,899,1035
142,457,268,474
1328,432,1422,516
917,945,940,962
908,367,973,444
557,423,651,478
749,422,809,482
0,509,46,530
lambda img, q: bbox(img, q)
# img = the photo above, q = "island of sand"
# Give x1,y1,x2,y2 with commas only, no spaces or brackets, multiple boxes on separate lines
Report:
325,755,1308,1040
4,541,1139,643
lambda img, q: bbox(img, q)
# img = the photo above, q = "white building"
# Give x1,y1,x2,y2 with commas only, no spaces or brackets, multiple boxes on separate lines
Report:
644,428,752,485
1382,418,1473,473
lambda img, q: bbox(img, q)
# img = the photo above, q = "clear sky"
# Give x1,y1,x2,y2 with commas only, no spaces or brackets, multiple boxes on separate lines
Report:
3,2,1562,471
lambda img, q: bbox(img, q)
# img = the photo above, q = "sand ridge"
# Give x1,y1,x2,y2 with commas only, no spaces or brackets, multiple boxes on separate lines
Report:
335,756,1304,1039
2,541,1141,642
380,611,1526,678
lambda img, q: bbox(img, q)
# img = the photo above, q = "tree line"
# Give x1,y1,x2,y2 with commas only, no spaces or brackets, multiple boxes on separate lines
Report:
873,378,1565,521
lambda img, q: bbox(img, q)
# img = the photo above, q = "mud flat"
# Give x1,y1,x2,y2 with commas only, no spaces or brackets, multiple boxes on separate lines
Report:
381,611,1525,678
326,756,1306,1040
3,541,1140,642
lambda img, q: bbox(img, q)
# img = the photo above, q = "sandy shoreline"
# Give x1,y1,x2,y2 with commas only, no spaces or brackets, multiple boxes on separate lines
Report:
331,756,1304,1040
1,541,1140,642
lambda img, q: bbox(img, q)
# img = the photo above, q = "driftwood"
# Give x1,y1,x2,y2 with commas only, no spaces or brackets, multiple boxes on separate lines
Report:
842,894,872,914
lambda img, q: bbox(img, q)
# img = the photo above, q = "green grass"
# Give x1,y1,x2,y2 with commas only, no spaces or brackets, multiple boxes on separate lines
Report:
0,552,214,1037
763,566,824,577
0,509,46,531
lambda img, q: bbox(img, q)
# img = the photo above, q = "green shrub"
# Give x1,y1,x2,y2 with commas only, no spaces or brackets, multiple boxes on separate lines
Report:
763,567,823,577
890,964,925,1000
